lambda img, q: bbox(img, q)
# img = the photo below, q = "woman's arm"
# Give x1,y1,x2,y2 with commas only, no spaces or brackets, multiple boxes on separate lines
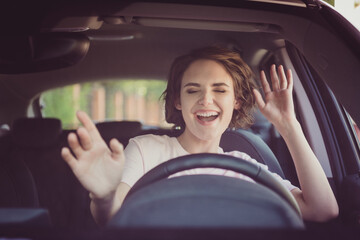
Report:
90,182,130,225
61,111,127,225
253,65,339,221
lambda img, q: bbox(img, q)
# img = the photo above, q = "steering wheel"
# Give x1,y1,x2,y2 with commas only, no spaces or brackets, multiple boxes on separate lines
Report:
110,153,304,228
125,153,301,216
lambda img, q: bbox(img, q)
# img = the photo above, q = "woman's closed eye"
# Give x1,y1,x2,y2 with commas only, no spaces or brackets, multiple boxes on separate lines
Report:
214,89,226,93
186,89,199,94
186,89,226,94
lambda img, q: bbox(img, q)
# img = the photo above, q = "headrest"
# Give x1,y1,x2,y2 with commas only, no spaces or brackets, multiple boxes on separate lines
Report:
220,129,284,178
11,118,62,148
96,121,142,139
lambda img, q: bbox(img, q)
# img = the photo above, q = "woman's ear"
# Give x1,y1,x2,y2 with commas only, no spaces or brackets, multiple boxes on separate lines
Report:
234,99,242,110
175,98,182,110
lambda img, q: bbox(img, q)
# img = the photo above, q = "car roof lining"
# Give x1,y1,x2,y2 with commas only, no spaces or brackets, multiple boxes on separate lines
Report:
43,2,309,32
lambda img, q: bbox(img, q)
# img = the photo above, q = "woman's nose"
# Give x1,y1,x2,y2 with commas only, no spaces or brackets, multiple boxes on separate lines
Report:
198,91,214,106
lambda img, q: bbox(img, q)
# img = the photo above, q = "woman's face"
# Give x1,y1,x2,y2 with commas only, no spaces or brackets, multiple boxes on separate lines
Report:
176,59,240,142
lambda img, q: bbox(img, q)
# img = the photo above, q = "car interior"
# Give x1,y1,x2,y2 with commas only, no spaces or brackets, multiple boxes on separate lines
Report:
0,0,359,238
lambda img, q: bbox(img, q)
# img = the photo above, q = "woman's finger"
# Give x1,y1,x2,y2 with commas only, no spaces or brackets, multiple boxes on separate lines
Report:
278,65,288,90
68,132,84,158
260,70,271,94
253,89,266,110
270,64,281,91
109,138,124,161
287,69,293,90
76,111,103,140
77,127,92,151
61,147,78,171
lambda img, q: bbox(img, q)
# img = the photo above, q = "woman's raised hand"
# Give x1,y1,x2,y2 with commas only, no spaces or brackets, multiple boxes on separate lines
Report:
253,64,296,135
61,111,125,200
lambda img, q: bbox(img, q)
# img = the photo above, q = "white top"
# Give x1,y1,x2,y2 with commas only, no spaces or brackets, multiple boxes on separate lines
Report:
121,134,297,191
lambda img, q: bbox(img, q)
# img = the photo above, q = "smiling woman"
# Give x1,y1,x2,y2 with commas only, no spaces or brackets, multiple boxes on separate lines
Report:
164,46,257,132
175,59,241,144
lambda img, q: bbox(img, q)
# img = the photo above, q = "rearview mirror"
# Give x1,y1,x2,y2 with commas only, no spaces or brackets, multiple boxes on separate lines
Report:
0,33,90,74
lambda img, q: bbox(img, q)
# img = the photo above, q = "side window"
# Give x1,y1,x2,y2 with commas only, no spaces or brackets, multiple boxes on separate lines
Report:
41,80,169,129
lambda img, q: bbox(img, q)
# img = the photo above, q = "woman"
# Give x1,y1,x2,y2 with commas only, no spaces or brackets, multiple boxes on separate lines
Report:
61,46,338,225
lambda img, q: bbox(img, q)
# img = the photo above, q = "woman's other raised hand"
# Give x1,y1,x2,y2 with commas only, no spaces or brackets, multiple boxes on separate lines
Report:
253,64,296,136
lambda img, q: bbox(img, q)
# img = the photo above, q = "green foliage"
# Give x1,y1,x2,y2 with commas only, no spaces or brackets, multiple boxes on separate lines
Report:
102,79,166,100
42,85,78,128
78,82,93,113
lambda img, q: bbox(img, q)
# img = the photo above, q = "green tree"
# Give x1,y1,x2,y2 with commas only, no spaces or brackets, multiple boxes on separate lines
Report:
42,85,77,128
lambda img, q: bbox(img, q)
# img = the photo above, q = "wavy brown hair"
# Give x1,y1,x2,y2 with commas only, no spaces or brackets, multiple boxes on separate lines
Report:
162,46,258,129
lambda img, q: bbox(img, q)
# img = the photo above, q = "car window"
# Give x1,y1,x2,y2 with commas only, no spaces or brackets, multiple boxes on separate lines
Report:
41,79,169,129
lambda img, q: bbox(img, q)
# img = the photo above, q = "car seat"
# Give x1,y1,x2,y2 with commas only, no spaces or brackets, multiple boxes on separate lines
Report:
96,121,142,147
10,118,95,228
220,129,285,178
0,128,39,208
0,123,51,227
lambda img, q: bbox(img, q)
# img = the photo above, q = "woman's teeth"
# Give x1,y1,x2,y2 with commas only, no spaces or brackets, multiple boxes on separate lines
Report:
196,112,219,121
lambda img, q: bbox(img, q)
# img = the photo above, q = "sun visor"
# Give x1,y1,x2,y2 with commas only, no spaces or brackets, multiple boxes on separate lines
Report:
0,33,90,74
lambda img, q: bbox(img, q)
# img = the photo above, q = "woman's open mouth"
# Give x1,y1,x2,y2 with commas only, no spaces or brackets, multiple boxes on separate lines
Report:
196,111,219,122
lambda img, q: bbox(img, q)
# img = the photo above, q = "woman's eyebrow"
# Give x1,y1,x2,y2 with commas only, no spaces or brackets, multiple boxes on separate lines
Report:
183,82,230,87
212,83,230,87
184,83,200,87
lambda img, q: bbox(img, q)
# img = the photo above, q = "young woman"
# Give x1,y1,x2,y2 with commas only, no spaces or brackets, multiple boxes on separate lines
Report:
61,46,339,225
